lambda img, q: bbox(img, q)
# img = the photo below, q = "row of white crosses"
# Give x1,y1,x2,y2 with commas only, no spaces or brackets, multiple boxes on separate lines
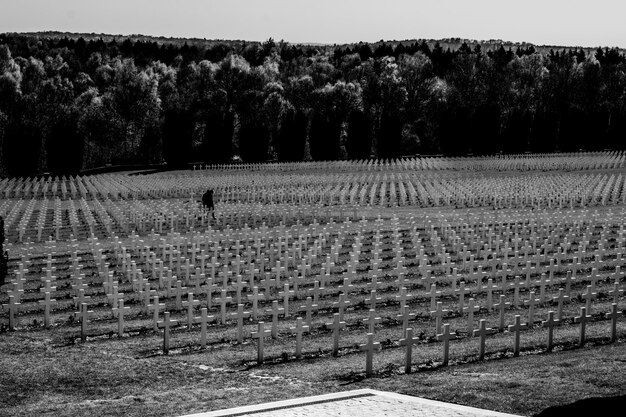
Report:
5,176,626,247
1,170,623,212
3,212,624,373
4,206,623,300
1,216,620,316
0,152,624,201
0,208,616,302
112,170,626,209
2,194,349,244
189,152,625,173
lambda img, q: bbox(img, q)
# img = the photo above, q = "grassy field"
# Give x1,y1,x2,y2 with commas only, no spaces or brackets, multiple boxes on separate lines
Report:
1,313,625,417
2,162,626,417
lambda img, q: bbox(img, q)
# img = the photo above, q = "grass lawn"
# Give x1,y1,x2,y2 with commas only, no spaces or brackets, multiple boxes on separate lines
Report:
2,200,626,417
1,318,625,417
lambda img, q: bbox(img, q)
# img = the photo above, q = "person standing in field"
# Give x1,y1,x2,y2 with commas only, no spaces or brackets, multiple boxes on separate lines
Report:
202,189,216,219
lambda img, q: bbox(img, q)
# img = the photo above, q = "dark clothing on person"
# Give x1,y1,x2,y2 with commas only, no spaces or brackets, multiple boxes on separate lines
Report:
202,189,216,219
202,190,214,209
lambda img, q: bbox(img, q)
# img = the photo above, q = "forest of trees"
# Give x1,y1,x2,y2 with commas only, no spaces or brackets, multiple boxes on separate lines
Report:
1,33,626,177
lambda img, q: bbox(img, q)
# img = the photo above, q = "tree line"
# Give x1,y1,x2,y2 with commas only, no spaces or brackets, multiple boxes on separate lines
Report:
1,33,626,177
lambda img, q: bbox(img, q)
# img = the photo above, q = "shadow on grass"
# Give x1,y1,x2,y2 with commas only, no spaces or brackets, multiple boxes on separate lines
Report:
534,395,626,417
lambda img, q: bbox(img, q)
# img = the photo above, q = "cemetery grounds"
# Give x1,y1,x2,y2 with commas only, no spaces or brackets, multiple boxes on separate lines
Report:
1,154,626,417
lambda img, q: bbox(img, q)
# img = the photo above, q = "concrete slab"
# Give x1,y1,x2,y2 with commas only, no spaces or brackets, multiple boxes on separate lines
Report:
180,389,525,417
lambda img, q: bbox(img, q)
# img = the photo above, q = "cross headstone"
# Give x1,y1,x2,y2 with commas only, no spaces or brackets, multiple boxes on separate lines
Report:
397,305,416,333
484,278,498,311
395,287,412,314
473,319,496,360
333,292,351,322
232,274,247,305
607,303,621,342
74,302,93,342
563,270,575,297
455,281,470,312
574,306,591,347
174,280,188,311
148,295,165,331
117,298,130,337
359,333,380,377
507,315,525,357
326,312,346,357
289,317,310,358
430,301,448,335
587,267,601,292
338,277,354,294
248,286,266,320
73,288,91,309
39,292,56,328
365,290,382,311
269,300,285,338
216,289,232,325
3,295,21,330
399,327,420,374
524,291,540,329
278,283,295,318
309,280,324,305
582,285,597,314
436,323,456,366
463,298,480,335
609,281,623,304
157,311,178,354
231,303,251,343
552,288,569,321
429,283,441,311
512,276,521,308
541,311,559,351
182,292,200,329
363,308,381,334
194,307,216,349
251,321,272,364
298,296,318,328
494,294,510,331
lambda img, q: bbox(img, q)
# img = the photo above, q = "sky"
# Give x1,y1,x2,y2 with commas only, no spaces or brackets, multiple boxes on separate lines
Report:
1,0,626,48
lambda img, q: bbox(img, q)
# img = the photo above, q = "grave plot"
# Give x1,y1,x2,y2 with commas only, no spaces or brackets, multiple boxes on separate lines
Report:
1,200,624,379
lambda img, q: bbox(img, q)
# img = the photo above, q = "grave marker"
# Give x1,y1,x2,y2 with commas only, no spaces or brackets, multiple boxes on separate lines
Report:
524,291,540,328
157,311,178,354
38,292,55,328
436,323,456,366
430,301,448,335
182,293,200,329
541,311,559,351
117,298,130,337
251,321,272,364
148,295,165,331
194,307,216,349
463,298,480,335
582,285,597,314
399,327,420,374
299,296,318,328
289,317,310,358
494,295,510,331
269,300,285,338
607,303,621,342
473,319,496,360
216,290,233,325
507,315,524,357
248,286,266,320
231,304,251,343
359,333,380,377
74,302,93,342
326,313,346,357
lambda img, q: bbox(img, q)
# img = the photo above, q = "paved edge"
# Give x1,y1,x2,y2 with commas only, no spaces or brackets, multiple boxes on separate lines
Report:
179,389,525,417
